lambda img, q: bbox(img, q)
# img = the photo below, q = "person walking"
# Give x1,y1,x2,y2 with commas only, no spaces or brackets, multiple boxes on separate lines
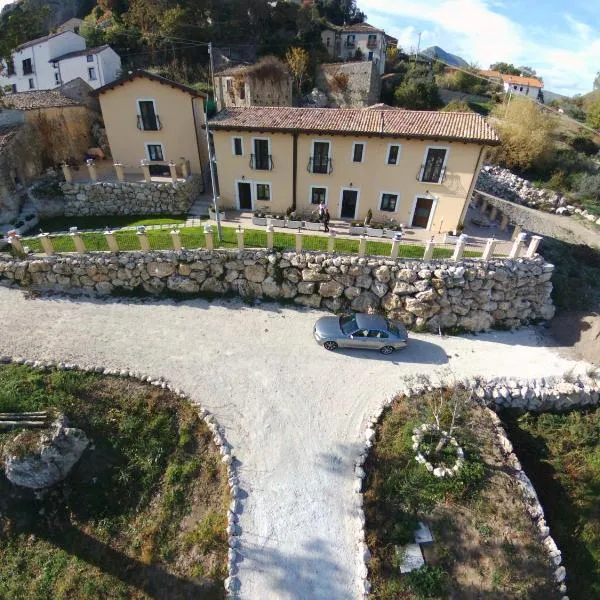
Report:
318,201,326,221
323,207,330,233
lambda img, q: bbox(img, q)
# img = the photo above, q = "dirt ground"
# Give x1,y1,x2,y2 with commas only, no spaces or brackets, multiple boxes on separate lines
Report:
541,312,600,366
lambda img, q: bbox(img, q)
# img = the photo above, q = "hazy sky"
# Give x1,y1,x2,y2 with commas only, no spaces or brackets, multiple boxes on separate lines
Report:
360,0,599,96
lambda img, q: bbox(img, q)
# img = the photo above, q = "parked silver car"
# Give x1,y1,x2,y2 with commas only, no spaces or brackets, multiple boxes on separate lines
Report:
313,313,408,355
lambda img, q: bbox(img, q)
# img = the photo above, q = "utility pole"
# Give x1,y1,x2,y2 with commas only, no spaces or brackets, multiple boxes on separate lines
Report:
414,31,422,64
206,41,221,242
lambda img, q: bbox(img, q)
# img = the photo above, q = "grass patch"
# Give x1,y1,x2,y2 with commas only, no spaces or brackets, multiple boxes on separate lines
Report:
37,215,189,233
502,408,600,599
365,391,557,599
0,365,227,600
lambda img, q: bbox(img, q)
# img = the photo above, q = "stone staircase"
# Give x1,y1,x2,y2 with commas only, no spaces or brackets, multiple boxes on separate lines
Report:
0,411,49,431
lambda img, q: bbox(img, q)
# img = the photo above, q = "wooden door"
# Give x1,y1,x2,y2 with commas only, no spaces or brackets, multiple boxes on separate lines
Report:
411,197,434,228
238,182,252,210
341,189,358,219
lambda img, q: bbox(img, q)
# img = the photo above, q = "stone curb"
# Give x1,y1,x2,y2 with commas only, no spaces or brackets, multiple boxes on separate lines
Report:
354,374,600,599
0,355,242,599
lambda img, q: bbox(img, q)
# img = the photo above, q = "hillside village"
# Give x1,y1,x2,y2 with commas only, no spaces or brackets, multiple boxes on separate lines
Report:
0,1,599,599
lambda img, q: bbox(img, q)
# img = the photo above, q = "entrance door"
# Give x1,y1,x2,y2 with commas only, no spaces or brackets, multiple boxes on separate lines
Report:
411,197,434,228
237,182,252,210
341,189,358,219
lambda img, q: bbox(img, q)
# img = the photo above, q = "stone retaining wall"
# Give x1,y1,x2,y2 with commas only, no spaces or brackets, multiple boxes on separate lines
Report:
0,249,555,332
60,175,202,217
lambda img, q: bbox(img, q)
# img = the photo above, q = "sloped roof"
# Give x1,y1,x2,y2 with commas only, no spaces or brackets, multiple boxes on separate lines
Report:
92,69,207,97
209,106,499,144
50,44,112,62
502,74,543,88
15,31,71,52
3,89,82,110
324,21,384,34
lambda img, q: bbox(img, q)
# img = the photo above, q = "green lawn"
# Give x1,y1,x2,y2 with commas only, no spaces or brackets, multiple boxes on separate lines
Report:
37,215,190,233
0,365,228,600
502,407,600,599
12,226,483,260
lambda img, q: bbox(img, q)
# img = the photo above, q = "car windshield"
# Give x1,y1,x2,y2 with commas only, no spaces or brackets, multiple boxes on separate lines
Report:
340,315,358,335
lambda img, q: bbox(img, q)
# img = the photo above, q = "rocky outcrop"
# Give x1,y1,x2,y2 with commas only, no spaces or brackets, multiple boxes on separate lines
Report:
0,249,556,332
60,175,202,217
3,416,89,489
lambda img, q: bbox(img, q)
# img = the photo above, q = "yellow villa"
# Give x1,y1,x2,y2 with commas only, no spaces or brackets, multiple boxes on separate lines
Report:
208,106,499,231
93,70,208,179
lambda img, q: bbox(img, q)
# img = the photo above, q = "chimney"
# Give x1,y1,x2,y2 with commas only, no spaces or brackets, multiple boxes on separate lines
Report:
380,111,384,134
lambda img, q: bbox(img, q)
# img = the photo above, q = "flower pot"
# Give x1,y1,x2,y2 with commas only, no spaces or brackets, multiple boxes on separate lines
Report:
269,217,285,227
209,209,225,220
366,227,384,237
286,219,304,229
382,229,397,239
252,216,268,226
349,226,365,235
304,221,322,231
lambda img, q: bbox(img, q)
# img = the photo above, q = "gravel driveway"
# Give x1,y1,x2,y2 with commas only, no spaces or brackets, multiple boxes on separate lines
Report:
0,286,587,599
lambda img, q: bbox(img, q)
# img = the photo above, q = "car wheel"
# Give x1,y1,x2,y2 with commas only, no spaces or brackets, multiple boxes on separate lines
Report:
380,345,394,355
324,341,338,351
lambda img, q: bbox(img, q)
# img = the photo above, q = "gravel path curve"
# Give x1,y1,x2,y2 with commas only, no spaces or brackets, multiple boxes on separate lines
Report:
0,286,588,599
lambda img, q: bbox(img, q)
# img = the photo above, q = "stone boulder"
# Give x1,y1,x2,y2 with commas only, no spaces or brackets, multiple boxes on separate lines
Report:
3,417,89,489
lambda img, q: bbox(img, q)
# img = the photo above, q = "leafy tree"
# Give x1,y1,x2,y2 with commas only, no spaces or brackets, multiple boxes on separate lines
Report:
0,4,49,62
315,0,365,25
518,65,537,76
286,47,310,94
488,96,554,171
489,62,521,75
587,99,600,130
394,80,441,110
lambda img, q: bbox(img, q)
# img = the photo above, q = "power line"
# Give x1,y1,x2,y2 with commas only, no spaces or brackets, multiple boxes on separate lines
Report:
415,50,600,136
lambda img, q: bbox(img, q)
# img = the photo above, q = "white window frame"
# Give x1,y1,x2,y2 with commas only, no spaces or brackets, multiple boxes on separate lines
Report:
88,66,96,80
28,78,34,90
351,141,366,164
235,179,254,210
54,72,61,85
379,191,400,213
252,136,272,169
254,181,272,202
338,186,361,220
136,98,158,117
145,142,165,162
308,185,328,206
311,139,332,174
232,136,244,157
409,194,438,230
418,145,449,185
386,143,401,166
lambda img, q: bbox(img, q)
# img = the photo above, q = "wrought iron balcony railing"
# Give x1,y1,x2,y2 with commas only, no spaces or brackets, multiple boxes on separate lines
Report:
136,114,162,131
307,156,333,174
250,153,274,171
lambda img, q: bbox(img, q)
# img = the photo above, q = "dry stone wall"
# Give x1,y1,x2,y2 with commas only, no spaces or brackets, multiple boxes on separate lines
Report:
0,249,555,332
60,175,202,217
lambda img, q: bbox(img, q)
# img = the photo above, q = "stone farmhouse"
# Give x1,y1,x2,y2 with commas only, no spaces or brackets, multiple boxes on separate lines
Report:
321,22,389,76
2,26,120,93
92,70,209,183
214,57,293,111
208,106,499,231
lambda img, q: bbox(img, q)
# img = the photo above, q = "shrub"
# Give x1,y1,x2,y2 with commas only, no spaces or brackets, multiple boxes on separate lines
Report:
364,208,373,225
405,565,448,598
570,136,599,156
394,80,442,110
574,173,600,203
441,100,473,113
330,71,349,92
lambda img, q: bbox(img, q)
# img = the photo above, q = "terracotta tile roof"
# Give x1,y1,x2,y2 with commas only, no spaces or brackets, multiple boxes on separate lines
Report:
50,44,112,62
478,69,503,79
209,107,499,145
501,74,543,88
325,21,384,34
3,89,82,110
0,124,22,155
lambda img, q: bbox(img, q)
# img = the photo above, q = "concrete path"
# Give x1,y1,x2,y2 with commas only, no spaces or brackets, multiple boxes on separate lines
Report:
0,286,587,599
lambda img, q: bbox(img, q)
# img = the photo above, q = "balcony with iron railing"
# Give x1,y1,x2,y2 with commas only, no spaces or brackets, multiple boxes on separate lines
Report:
137,114,162,131
416,164,447,184
250,153,274,171
307,156,333,174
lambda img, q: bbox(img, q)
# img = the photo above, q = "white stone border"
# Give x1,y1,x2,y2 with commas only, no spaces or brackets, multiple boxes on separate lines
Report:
355,374,600,599
0,355,242,599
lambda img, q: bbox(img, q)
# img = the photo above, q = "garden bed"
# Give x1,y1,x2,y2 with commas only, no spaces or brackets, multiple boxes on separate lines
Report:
0,365,228,600
364,390,559,599
502,407,600,599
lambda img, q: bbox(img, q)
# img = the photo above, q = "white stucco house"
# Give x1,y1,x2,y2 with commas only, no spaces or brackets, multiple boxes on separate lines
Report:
1,28,120,93
321,22,388,76
501,74,543,99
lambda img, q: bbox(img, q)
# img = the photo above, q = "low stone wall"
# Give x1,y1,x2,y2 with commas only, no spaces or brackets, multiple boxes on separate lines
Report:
0,249,555,332
60,174,202,217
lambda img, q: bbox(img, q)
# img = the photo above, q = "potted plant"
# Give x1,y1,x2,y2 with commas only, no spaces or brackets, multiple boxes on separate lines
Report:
268,213,285,227
363,208,373,226
285,208,303,229
366,221,384,237
252,209,268,226
349,220,365,235
304,211,322,231
383,222,402,238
